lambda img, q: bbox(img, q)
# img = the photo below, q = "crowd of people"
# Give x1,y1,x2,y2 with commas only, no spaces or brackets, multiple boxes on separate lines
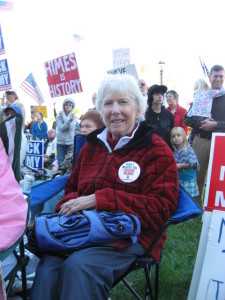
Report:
1,64,225,299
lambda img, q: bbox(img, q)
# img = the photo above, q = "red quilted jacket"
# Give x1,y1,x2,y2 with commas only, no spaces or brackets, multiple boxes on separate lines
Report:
55,122,178,261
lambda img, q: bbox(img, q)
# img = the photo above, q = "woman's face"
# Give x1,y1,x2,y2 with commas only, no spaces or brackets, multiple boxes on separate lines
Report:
36,113,43,122
166,93,177,107
64,102,73,114
102,91,140,139
152,93,164,105
80,119,98,136
5,93,16,106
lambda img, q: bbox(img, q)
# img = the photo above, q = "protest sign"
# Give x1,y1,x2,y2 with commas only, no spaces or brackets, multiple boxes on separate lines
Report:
25,140,44,169
0,58,11,91
196,210,225,300
0,24,5,55
107,64,139,80
204,133,225,211
30,105,48,118
188,133,225,300
44,52,83,98
112,48,130,68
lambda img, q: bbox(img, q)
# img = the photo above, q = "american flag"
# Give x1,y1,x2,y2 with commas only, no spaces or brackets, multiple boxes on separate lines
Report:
20,73,44,105
199,56,209,77
73,34,85,42
0,1,13,11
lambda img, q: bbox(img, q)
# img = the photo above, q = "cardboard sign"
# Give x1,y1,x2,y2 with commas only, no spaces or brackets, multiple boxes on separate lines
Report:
0,23,5,55
196,210,225,300
204,133,225,211
25,140,44,169
112,48,130,68
30,106,48,118
0,58,12,91
107,64,139,80
44,52,83,98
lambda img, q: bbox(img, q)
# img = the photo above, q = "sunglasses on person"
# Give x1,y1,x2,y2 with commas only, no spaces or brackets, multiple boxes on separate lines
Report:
139,83,146,87
65,102,73,106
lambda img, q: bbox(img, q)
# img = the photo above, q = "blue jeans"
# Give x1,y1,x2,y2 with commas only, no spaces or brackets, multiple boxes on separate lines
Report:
57,144,72,166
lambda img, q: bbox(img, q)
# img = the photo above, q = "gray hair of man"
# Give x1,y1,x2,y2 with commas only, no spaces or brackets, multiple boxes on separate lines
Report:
95,74,146,120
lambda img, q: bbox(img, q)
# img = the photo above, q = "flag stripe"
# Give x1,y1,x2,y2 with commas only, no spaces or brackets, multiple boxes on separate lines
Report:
0,1,13,11
19,73,44,105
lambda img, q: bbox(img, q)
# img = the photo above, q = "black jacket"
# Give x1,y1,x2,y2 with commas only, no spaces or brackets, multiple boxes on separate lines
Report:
145,106,174,150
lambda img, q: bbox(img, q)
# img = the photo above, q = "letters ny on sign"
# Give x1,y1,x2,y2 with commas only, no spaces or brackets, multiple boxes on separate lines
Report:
204,134,225,211
25,140,43,169
44,52,83,98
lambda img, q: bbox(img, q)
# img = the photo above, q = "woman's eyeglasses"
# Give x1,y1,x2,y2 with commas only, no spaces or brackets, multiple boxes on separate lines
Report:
65,103,73,106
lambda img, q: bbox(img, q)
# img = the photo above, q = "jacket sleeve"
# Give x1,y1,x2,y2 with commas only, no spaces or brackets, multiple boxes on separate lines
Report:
184,113,202,129
31,123,36,139
95,138,178,235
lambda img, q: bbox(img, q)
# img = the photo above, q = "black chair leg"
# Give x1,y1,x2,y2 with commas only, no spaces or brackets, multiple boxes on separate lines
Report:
19,240,29,300
154,263,159,300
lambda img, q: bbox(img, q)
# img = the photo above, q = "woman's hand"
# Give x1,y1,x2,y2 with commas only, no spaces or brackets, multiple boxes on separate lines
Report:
58,194,96,216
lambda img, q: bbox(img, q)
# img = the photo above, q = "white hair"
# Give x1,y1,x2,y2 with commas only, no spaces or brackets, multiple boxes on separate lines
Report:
95,74,146,120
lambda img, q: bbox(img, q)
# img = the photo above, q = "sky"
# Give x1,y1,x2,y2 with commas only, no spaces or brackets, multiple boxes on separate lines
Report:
1,0,225,122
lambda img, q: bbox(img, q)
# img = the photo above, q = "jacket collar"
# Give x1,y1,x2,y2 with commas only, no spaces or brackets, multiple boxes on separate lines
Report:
86,121,154,150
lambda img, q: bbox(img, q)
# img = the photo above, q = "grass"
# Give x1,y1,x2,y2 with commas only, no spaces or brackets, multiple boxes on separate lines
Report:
109,216,203,300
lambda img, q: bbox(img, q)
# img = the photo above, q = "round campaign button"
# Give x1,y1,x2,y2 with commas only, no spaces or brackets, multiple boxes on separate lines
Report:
118,161,141,183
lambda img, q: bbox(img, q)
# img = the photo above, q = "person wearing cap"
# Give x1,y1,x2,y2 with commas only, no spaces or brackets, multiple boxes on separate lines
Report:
2,105,28,166
3,105,22,121
2,91,26,128
145,84,174,150
56,98,80,166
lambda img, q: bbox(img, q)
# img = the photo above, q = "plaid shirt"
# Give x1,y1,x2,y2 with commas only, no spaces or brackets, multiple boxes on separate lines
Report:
56,122,178,261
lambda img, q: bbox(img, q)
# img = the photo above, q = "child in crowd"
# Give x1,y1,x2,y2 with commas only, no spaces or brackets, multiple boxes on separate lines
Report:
171,127,200,198
187,78,225,118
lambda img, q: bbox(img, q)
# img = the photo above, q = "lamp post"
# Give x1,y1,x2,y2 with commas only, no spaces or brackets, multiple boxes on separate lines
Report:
158,61,165,85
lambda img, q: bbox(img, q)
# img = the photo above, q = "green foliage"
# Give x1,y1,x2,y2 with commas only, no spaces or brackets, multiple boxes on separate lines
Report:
109,217,202,300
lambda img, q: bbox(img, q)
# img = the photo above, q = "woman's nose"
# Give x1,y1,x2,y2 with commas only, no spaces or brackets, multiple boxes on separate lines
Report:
111,102,120,113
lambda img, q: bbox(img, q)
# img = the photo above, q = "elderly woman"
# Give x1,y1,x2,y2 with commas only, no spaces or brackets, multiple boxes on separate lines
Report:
30,75,178,300
166,90,188,133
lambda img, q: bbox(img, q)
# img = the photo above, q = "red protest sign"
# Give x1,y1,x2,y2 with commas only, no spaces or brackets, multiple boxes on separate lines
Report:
44,52,83,98
204,133,225,211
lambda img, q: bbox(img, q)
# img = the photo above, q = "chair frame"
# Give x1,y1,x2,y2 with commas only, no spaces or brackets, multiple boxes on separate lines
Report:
112,186,204,300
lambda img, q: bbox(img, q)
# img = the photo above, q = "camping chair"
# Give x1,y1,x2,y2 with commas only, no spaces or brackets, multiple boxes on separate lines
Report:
0,114,30,300
112,186,204,300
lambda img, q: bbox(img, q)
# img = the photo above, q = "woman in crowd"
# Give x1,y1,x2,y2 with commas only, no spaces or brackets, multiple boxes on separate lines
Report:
166,90,188,133
31,112,48,141
56,98,80,166
30,74,178,300
145,84,174,150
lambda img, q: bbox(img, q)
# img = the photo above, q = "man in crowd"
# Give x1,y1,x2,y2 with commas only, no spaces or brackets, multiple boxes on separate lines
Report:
184,64,225,205
44,129,57,167
138,79,148,101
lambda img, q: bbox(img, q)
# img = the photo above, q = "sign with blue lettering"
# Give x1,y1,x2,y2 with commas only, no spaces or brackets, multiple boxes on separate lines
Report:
25,140,44,169
196,210,225,299
0,58,12,91
0,23,5,55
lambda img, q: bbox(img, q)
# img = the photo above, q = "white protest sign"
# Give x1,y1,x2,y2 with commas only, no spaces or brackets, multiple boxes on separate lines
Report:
112,48,130,68
107,64,139,80
188,133,225,300
25,140,44,169
196,210,225,300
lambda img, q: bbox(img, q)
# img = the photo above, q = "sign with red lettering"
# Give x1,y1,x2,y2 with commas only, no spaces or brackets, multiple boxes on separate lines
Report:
44,52,83,98
204,133,225,211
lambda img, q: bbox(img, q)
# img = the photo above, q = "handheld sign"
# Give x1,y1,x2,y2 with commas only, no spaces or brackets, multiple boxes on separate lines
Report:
0,58,12,91
204,133,225,211
196,210,225,300
25,140,44,169
107,64,139,80
0,23,5,55
44,52,83,98
112,48,130,68
188,133,225,300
